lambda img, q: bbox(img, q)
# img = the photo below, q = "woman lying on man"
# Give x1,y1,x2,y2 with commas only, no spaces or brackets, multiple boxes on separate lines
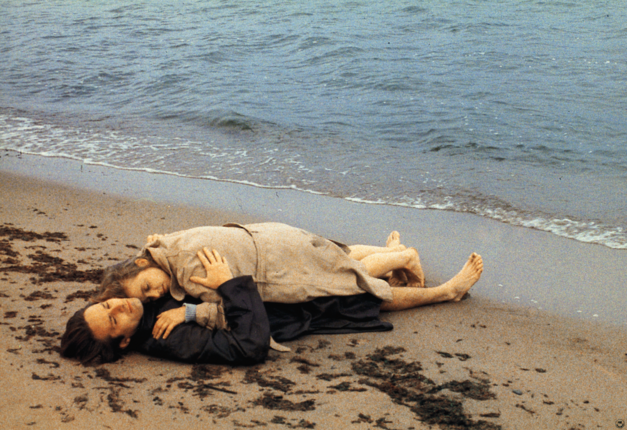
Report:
90,223,429,339
60,224,484,365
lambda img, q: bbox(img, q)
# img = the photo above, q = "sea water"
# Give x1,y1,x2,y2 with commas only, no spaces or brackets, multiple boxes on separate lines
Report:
1,0,626,249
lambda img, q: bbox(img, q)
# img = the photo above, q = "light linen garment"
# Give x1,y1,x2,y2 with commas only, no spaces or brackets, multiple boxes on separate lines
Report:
142,222,393,329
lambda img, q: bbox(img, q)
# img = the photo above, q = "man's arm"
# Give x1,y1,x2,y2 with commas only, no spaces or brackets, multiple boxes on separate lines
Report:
136,276,270,365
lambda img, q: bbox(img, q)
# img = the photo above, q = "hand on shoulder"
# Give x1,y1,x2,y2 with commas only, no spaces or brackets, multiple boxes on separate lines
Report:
190,248,234,290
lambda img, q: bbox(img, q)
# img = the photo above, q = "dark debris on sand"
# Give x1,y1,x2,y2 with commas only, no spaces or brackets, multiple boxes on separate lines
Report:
0,224,68,243
0,225,103,285
92,368,146,418
64,288,98,303
253,392,316,412
245,368,296,393
94,368,147,386
4,250,103,284
177,364,238,398
239,344,500,429
0,221,102,345
352,346,501,430
270,416,316,428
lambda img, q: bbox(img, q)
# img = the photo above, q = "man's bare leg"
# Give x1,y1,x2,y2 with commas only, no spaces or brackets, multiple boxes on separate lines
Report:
361,248,425,287
380,253,483,311
348,231,406,261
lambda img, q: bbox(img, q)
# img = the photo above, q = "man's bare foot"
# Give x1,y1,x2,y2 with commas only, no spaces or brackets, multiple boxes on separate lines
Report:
404,247,425,288
443,253,483,301
386,231,401,248
385,232,406,256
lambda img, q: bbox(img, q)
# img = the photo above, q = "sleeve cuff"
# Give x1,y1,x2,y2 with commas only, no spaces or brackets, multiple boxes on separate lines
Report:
184,303,197,322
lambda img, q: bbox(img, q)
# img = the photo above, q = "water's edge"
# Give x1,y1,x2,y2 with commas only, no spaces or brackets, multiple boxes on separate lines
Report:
2,152,625,329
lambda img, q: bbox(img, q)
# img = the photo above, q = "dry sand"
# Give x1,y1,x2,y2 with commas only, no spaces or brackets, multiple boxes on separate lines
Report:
1,168,626,430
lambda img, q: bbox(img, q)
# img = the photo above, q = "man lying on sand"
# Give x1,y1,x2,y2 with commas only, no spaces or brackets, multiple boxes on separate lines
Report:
61,243,484,365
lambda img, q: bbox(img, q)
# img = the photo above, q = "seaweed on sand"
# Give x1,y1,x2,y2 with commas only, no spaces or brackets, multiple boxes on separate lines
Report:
0,225,103,284
352,346,501,430
244,368,295,393
253,392,316,412
178,364,238,398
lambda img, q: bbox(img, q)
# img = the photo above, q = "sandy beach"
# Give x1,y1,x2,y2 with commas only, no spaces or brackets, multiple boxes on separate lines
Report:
1,159,626,429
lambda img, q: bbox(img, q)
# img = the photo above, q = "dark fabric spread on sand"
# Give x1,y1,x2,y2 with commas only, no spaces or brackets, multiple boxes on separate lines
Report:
265,293,392,342
131,276,392,364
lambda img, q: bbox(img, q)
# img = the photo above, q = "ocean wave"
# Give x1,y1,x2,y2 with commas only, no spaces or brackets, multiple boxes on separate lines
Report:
1,108,625,250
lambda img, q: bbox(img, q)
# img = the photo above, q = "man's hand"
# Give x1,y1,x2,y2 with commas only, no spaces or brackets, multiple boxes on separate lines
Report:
189,248,233,290
153,306,186,340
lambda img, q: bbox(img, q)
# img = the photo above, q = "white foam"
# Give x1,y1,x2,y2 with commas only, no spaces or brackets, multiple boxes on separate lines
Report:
2,113,625,250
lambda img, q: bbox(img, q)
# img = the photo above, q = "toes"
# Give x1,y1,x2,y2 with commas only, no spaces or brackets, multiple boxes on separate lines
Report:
473,254,483,272
386,231,401,247
468,253,483,269
464,253,484,281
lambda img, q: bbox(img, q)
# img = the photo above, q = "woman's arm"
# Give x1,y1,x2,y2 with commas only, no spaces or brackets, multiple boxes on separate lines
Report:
152,248,233,338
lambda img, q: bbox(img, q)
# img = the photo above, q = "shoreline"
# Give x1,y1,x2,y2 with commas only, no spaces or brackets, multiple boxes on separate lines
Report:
2,151,626,327
1,164,626,429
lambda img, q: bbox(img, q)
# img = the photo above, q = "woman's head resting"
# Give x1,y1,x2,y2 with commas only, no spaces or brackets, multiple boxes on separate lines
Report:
93,256,171,303
122,260,171,302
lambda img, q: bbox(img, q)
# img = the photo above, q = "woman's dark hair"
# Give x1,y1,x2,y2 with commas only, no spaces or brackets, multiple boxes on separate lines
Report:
92,253,160,303
60,307,125,365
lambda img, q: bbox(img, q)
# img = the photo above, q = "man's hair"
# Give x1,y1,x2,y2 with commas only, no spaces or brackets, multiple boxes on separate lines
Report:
91,253,160,303
60,307,125,365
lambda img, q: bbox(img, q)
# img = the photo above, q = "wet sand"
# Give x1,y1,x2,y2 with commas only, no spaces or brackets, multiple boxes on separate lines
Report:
1,163,626,429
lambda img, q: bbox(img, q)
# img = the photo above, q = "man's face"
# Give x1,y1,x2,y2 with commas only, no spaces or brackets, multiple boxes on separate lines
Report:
84,298,144,348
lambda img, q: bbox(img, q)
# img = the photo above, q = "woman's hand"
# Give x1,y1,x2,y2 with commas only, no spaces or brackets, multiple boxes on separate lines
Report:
153,306,186,340
189,248,233,290
147,233,164,243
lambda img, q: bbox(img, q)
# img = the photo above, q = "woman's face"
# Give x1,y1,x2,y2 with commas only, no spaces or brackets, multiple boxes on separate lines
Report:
123,267,171,302
84,298,144,348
